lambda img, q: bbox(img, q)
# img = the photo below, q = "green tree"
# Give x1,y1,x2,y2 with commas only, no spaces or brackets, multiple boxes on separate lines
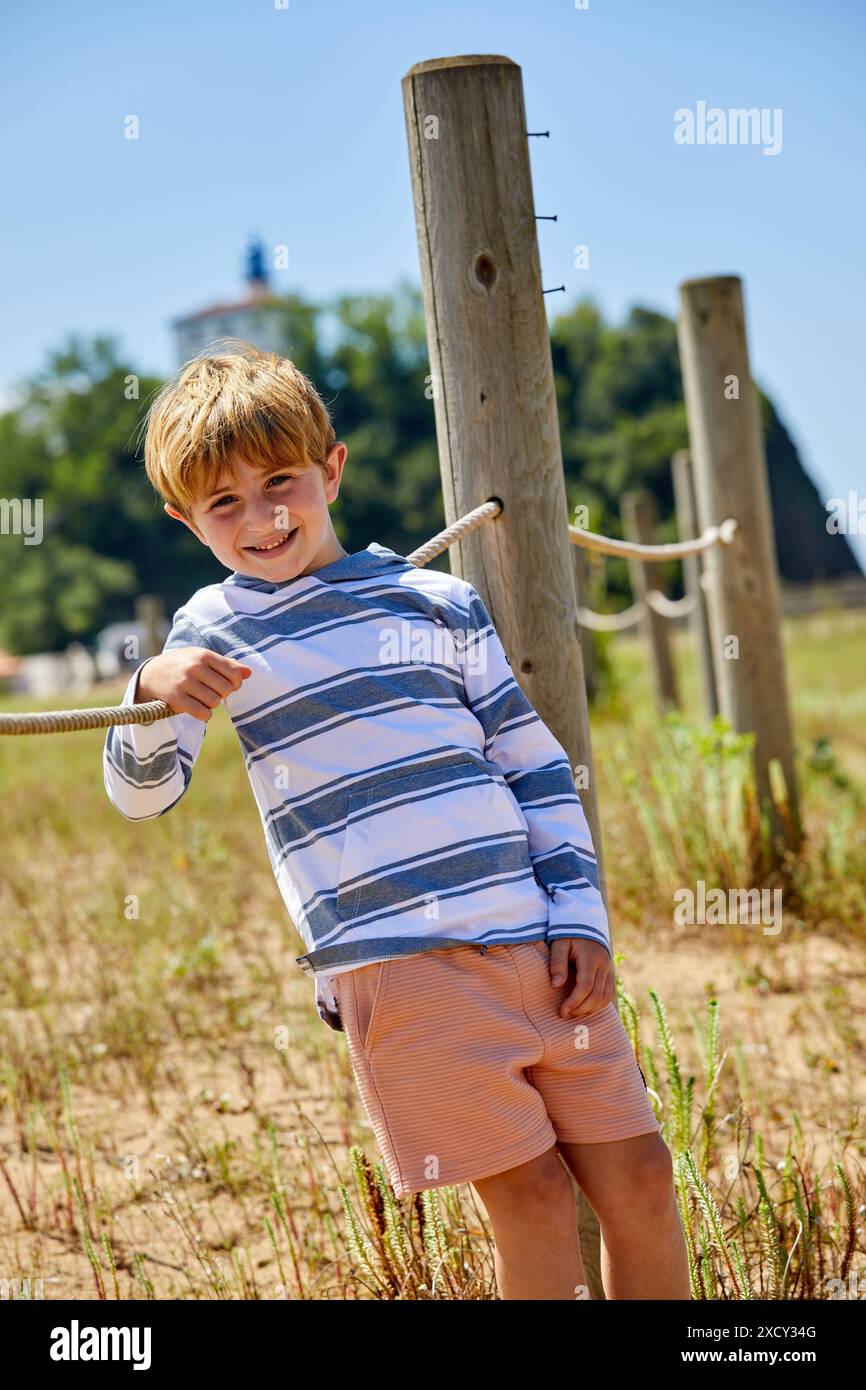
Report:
0,292,858,656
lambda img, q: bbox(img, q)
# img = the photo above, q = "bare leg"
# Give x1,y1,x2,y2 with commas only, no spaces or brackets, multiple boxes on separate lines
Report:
470,1144,588,1300
557,1132,691,1299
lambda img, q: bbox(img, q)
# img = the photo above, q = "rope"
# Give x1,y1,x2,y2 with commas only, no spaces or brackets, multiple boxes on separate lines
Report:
406,498,502,566
569,516,737,560
645,590,698,619
577,602,646,632
576,589,698,631
0,700,175,736
0,497,734,735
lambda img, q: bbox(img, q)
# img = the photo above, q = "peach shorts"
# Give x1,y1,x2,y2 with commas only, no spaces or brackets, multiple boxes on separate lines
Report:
332,937,660,1198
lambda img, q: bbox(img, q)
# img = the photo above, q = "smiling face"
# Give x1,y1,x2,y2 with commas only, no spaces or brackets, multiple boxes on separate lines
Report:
165,443,349,582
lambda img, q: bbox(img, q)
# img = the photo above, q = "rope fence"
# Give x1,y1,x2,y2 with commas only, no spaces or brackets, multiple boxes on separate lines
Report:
0,500,737,735
577,601,645,633
568,515,738,560
0,700,177,737
577,590,699,632
405,497,502,565
646,590,699,619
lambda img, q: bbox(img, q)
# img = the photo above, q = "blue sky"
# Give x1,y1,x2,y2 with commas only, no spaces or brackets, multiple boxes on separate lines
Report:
2,0,864,568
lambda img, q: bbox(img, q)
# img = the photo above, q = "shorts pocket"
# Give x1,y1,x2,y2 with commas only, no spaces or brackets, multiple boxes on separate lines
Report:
335,751,532,925
349,960,393,1056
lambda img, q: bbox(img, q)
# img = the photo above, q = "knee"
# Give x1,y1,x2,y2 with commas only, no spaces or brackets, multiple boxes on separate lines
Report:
474,1147,575,1220
525,1151,576,1212
628,1137,676,1213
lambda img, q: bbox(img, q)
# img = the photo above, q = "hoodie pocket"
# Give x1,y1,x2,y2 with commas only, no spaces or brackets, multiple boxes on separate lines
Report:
335,751,533,925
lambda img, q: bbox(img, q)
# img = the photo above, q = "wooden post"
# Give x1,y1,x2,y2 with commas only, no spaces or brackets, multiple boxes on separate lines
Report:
621,491,679,709
671,449,719,720
135,595,165,661
403,54,606,1297
677,276,801,856
572,545,598,701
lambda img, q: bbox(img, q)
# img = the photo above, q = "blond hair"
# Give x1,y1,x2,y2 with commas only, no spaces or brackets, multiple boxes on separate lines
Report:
140,339,337,515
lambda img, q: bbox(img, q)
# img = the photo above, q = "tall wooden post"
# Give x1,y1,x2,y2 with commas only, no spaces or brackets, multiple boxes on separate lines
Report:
621,491,679,709
677,276,801,856
572,545,598,701
403,54,607,1296
671,449,719,720
135,595,165,661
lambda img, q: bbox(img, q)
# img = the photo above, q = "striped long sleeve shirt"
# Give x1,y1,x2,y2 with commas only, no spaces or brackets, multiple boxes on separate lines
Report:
103,543,610,1029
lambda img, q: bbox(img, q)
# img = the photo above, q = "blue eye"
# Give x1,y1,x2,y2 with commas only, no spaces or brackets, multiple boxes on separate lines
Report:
208,475,294,510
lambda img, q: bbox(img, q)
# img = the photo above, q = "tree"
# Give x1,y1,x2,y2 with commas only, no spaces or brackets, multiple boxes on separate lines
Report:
0,294,857,655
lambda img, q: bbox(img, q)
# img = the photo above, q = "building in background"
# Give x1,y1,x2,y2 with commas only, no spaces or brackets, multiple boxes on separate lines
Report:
172,235,285,361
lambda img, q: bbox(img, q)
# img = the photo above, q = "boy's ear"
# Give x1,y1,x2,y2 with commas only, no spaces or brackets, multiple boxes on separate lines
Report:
324,441,348,503
164,501,205,542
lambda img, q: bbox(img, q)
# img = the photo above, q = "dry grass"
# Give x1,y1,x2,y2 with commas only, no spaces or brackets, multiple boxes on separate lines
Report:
1,605,864,1299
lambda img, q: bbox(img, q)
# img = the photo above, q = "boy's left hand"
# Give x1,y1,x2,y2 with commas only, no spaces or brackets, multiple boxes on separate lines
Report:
548,938,615,1019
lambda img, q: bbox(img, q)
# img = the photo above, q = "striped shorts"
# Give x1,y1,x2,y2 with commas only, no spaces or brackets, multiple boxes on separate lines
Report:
333,937,660,1198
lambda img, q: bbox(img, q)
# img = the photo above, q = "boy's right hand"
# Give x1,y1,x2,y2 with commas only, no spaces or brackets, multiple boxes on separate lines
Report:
134,648,253,722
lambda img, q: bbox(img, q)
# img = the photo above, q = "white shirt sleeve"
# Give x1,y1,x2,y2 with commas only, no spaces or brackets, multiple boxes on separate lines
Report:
456,584,611,957
102,607,209,821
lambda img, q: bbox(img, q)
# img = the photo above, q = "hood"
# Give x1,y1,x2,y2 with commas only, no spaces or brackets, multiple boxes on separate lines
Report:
227,542,413,593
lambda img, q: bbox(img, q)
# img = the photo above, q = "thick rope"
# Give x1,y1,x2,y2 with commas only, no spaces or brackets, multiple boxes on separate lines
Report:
406,498,502,566
576,589,698,631
645,590,698,619
577,601,646,632
0,700,175,736
0,498,733,734
570,516,737,560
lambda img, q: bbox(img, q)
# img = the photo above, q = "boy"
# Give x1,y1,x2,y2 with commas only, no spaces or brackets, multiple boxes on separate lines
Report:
104,341,689,1300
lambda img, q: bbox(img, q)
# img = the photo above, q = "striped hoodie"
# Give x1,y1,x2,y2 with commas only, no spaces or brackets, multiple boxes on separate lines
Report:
103,542,610,1029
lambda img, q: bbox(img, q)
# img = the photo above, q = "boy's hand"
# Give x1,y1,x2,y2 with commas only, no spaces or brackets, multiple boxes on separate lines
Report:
549,938,616,1019
135,648,253,722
